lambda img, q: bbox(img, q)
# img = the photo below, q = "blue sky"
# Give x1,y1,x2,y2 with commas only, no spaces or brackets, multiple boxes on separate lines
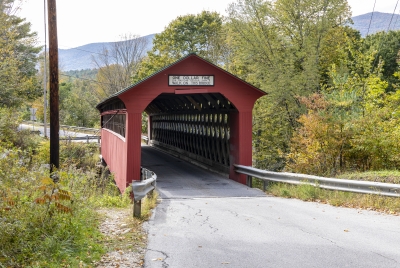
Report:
18,0,398,48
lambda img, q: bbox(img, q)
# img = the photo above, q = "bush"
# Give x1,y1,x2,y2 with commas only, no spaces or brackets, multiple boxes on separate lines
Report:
266,182,400,214
0,149,106,267
0,110,152,266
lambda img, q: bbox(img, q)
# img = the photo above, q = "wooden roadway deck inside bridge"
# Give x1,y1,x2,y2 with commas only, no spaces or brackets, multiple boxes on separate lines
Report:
141,145,265,199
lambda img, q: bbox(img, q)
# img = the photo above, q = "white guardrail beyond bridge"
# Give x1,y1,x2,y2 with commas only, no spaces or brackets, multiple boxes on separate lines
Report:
131,167,157,217
234,165,400,197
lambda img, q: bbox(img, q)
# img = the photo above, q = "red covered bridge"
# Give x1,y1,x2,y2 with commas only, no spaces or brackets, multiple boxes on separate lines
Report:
97,54,265,192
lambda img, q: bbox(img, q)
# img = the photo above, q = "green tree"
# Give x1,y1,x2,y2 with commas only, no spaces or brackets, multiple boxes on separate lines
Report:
319,26,361,85
288,41,400,175
57,78,99,128
0,0,41,107
134,11,226,82
287,90,360,176
362,30,400,91
63,90,99,127
226,0,352,170
349,77,400,170
58,81,72,123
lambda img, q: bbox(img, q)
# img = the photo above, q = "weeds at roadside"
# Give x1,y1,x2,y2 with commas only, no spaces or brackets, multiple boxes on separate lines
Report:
260,180,400,214
338,170,400,184
0,135,159,267
140,191,159,220
0,144,106,267
0,112,160,267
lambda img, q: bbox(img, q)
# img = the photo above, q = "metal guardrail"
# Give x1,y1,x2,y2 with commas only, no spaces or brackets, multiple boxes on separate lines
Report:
141,135,149,144
60,135,101,143
23,121,100,134
234,164,400,197
132,167,157,217
60,126,99,134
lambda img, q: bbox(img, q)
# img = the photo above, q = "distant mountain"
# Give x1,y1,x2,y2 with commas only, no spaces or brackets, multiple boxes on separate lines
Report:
58,13,400,71
59,34,155,71
351,12,400,37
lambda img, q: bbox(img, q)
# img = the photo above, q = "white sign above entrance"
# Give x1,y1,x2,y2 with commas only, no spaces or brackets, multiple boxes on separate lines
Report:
169,75,214,86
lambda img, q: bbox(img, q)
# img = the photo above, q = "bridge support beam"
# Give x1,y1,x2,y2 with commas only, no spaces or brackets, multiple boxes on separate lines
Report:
229,110,253,184
125,112,142,187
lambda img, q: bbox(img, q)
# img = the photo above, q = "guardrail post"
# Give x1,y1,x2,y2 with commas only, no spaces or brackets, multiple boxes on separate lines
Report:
132,168,157,218
86,135,89,143
133,200,141,217
263,180,268,191
247,176,253,188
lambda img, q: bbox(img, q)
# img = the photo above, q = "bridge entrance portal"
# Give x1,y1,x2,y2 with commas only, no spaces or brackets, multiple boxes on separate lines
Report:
97,54,265,192
147,92,234,175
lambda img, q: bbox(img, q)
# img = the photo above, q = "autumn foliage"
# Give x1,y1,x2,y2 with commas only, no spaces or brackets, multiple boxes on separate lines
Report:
287,80,400,176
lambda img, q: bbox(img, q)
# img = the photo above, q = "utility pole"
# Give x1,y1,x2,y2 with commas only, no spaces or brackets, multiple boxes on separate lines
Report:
47,0,59,173
43,0,47,138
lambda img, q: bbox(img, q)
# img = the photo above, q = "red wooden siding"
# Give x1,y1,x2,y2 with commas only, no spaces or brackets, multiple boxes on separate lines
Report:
98,54,265,192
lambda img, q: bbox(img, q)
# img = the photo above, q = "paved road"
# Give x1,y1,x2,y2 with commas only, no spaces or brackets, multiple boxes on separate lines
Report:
19,124,99,143
141,146,400,268
141,146,264,199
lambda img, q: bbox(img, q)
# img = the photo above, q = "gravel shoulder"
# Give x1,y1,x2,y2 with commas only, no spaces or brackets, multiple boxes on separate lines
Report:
95,208,147,268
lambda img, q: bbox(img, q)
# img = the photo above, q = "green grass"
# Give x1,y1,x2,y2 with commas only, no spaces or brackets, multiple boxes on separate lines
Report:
140,191,159,220
98,192,159,254
261,180,400,214
338,170,400,184
0,176,107,267
0,137,157,267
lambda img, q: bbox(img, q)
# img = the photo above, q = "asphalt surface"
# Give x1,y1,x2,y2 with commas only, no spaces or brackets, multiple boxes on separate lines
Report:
141,146,400,268
141,146,264,199
19,124,99,143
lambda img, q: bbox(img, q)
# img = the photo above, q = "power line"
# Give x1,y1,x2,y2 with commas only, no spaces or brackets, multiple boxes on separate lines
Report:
386,0,400,32
59,45,114,58
393,5,400,31
366,0,376,36
38,38,146,60
370,0,400,74
35,42,116,59
59,73,120,88
59,73,134,98
394,14,400,31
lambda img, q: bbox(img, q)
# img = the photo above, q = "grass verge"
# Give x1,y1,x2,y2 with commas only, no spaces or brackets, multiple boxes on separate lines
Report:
100,192,159,250
94,191,159,267
0,138,159,267
252,177,400,215
338,170,400,184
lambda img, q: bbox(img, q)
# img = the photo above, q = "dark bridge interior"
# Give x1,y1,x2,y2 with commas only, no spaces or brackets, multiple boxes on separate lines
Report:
146,92,237,174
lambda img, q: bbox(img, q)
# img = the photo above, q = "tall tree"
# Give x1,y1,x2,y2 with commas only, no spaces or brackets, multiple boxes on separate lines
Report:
92,34,150,99
287,40,400,175
34,71,100,128
134,11,227,82
62,80,99,127
226,0,352,170
0,0,41,107
362,30,400,92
